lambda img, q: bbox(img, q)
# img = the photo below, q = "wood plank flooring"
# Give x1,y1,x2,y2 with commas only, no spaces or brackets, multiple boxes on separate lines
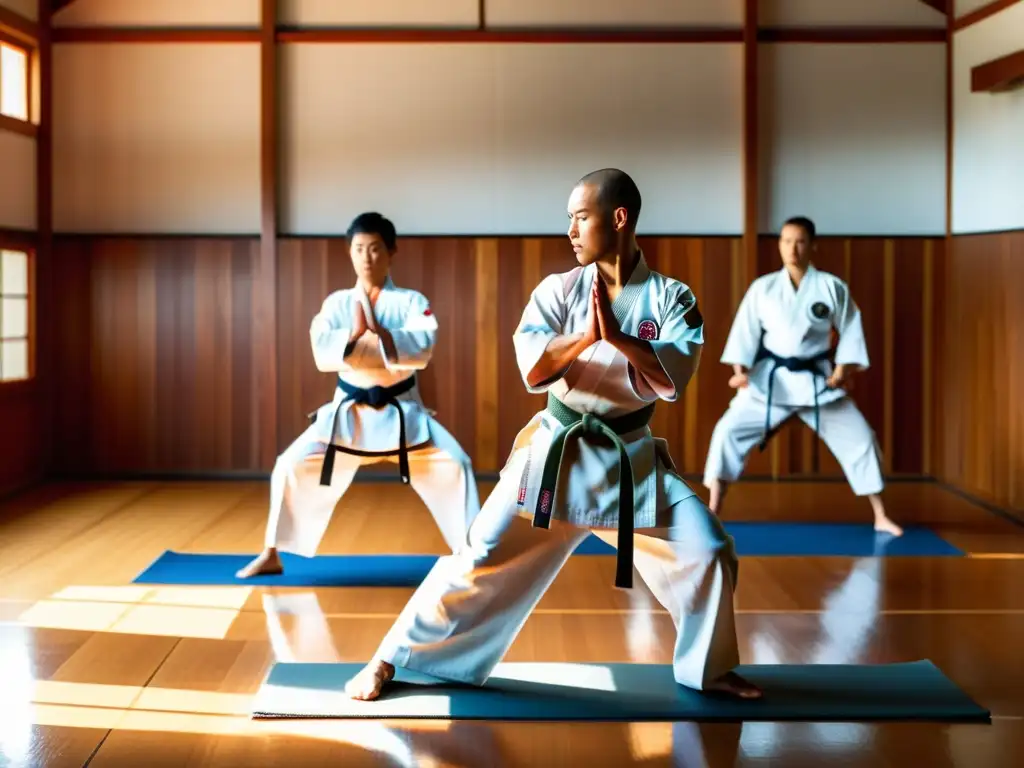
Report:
0,479,1022,767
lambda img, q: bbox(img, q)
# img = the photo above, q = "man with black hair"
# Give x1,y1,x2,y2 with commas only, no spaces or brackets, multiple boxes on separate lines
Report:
703,216,902,536
237,212,481,578
344,170,762,703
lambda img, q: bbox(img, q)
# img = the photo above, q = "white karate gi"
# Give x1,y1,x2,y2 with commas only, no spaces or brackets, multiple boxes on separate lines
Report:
371,254,742,692
265,277,480,557
703,265,884,495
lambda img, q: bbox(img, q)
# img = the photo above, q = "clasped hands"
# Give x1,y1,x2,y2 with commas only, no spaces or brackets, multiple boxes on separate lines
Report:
582,274,626,348
350,288,397,362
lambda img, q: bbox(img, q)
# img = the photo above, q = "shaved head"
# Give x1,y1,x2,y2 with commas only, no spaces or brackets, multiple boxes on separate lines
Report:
575,168,642,230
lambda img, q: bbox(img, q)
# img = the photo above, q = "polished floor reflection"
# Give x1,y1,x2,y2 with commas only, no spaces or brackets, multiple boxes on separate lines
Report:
0,479,1021,766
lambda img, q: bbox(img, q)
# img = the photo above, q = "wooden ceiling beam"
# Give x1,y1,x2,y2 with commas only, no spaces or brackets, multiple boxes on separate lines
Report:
971,49,1024,92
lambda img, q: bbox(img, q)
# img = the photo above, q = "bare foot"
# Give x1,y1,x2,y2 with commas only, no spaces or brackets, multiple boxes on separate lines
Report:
345,659,395,701
874,517,904,537
704,671,763,700
235,549,283,578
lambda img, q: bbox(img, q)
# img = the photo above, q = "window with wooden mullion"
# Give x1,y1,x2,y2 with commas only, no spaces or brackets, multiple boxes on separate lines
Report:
0,249,31,383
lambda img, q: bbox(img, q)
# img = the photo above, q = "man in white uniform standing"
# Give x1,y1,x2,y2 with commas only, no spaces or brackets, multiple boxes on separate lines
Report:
703,216,902,537
344,169,762,702
237,212,480,578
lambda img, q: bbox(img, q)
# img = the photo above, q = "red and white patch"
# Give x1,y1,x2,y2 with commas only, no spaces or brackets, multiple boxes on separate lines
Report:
423,308,432,316
637,320,659,341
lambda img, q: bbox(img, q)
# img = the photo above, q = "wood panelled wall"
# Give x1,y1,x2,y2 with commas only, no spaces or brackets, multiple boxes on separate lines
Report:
51,237,262,475
50,234,943,481
935,231,1024,514
0,382,45,495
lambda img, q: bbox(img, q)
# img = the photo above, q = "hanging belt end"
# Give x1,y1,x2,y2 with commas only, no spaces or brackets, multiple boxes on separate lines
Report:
532,488,554,529
615,521,634,589
319,446,337,486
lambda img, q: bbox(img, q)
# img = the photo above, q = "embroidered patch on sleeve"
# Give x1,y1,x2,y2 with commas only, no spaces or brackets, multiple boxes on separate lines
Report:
637,320,659,340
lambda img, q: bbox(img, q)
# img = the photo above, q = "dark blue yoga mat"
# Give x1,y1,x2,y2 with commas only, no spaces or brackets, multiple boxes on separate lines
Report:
133,523,962,587
250,660,990,722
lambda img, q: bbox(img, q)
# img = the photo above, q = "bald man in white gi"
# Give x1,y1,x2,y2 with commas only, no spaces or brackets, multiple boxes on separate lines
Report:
343,169,763,703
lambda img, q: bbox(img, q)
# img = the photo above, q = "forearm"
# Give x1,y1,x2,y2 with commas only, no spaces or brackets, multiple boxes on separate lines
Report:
526,333,589,388
732,364,748,376
375,328,398,363
312,327,361,371
612,333,672,392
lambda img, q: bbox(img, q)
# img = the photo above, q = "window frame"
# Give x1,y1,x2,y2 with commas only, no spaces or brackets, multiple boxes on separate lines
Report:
0,30,34,137
0,244,36,388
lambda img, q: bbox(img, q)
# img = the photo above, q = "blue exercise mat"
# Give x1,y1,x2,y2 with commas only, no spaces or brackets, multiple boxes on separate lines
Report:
133,523,962,587
250,660,990,722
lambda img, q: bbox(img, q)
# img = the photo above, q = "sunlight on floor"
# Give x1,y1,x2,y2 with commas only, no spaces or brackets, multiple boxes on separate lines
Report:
12,585,255,639
8,678,479,768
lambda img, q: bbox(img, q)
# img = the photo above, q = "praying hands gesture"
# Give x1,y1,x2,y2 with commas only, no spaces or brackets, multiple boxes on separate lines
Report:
525,271,670,396
350,289,397,363
590,275,625,346
591,273,673,396
350,300,369,343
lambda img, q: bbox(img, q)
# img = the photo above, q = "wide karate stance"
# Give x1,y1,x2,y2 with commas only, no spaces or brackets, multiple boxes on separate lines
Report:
237,212,481,578
703,216,902,536
345,169,762,701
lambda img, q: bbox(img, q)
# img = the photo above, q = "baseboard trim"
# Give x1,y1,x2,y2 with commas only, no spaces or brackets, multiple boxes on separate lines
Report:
22,472,1024,529
0,470,47,502
934,481,1024,529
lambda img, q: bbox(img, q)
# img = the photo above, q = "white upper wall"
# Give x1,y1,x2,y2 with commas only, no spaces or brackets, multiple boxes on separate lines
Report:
52,44,261,234
955,0,999,17
53,0,259,27
282,0,744,27
281,43,743,236
484,0,743,27
759,43,947,235
760,0,946,27
42,1,958,237
0,130,35,230
281,0,479,27
0,0,36,21
952,1,1024,233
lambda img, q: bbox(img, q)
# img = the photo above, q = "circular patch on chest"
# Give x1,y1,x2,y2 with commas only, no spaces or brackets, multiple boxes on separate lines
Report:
637,320,659,341
810,302,830,320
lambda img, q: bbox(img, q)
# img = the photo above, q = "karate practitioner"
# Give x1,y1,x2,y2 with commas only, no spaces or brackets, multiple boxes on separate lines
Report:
703,216,902,537
344,169,762,701
236,212,480,578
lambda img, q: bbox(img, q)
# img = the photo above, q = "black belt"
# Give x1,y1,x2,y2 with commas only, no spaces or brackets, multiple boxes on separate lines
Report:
533,393,655,590
316,375,417,486
753,346,831,456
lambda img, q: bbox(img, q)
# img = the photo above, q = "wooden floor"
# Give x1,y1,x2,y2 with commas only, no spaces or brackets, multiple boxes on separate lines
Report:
1,478,1023,767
